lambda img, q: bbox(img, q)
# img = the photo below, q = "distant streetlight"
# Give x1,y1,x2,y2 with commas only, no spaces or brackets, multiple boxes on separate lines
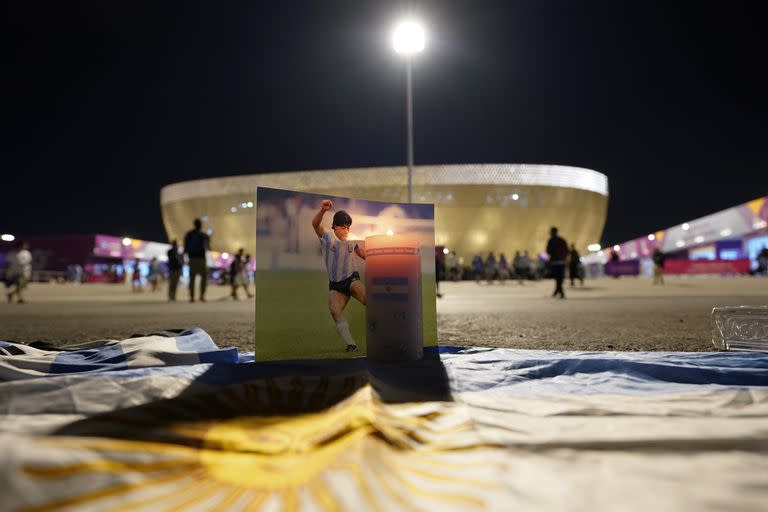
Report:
392,20,425,203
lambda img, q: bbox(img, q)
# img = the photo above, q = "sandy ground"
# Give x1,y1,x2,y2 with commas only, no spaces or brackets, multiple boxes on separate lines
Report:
1,276,766,352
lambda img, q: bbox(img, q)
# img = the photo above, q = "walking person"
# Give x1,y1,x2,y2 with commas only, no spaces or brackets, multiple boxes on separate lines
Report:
167,240,183,302
569,243,584,287
131,259,143,293
755,246,768,275
230,249,245,300
6,241,32,304
435,248,445,298
183,218,210,303
546,227,568,299
147,257,161,292
652,248,666,285
446,250,458,281
242,254,254,298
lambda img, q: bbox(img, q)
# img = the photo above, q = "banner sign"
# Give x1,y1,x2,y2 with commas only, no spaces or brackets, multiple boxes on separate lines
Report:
604,260,640,276
664,259,751,275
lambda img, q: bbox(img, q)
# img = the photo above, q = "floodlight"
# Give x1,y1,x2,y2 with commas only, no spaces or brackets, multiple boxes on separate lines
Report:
392,21,425,55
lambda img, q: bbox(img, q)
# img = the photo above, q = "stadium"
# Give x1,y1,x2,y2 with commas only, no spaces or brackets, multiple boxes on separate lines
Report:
160,164,609,260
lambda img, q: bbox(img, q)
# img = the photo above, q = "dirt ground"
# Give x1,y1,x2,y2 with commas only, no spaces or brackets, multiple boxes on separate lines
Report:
1,276,766,352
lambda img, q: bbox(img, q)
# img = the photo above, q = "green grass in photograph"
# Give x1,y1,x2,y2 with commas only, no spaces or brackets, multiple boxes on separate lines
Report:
255,270,366,361
255,269,437,361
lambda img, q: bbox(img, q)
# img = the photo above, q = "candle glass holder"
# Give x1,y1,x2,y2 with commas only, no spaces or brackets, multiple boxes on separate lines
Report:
364,234,423,362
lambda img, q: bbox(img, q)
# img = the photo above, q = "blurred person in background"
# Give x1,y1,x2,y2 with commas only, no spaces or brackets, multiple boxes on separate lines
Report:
131,259,143,293
652,248,666,285
242,254,254,298
569,243,584,287
229,248,245,300
484,251,497,284
435,248,445,298
167,240,183,302
184,218,210,303
472,253,484,284
6,241,32,304
497,252,510,284
446,250,457,281
546,227,568,299
147,257,161,292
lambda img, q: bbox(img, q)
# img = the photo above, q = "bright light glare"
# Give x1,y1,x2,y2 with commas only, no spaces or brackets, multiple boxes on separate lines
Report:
392,21,425,54
230,207,237,213
694,236,705,243
222,252,230,260
247,201,254,208
720,228,732,237
1,234,15,242
587,243,601,252
648,234,655,241
386,229,394,236
613,245,620,252
676,240,685,247
122,237,131,246
443,247,449,254
682,223,690,231
511,193,519,200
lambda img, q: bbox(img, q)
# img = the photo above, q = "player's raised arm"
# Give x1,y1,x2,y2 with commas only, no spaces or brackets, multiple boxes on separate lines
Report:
312,199,333,237
354,244,366,260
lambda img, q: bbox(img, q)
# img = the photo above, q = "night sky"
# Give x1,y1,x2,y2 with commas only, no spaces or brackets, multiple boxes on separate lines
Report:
5,1,766,247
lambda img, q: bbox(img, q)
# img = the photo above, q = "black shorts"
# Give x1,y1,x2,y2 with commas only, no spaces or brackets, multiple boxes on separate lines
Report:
329,271,360,296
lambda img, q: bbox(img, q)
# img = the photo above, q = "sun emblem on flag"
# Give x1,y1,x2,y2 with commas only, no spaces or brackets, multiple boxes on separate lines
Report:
21,384,505,511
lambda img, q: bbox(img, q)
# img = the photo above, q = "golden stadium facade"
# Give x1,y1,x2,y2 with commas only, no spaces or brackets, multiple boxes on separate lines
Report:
160,164,608,260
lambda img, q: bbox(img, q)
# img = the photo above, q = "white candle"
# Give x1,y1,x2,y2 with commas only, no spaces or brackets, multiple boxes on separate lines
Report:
364,234,423,361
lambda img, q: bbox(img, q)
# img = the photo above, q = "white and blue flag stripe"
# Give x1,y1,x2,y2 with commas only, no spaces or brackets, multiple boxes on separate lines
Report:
321,231,361,282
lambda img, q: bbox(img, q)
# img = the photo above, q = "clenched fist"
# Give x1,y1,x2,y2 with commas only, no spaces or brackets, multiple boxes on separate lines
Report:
321,199,333,211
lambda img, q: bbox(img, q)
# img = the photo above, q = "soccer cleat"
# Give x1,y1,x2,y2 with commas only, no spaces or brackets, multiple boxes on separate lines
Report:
345,344,358,353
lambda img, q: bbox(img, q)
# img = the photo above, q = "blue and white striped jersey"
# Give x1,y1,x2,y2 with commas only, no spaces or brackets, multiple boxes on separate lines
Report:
320,231,362,282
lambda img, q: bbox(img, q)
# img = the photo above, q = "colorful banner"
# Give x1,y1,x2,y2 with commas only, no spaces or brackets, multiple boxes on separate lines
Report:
604,260,640,276
664,259,751,275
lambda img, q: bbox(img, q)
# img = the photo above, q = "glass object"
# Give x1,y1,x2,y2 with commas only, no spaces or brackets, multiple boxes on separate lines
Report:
712,306,768,352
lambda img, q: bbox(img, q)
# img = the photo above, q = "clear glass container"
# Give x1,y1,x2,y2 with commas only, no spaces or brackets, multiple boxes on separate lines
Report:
711,306,768,352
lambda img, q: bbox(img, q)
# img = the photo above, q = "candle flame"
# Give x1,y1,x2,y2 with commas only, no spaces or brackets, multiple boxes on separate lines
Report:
386,229,394,236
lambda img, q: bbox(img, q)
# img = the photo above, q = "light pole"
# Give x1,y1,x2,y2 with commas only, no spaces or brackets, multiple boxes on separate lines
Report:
392,20,425,203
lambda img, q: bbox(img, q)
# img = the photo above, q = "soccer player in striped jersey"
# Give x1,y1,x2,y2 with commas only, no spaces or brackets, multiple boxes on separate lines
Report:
312,199,366,352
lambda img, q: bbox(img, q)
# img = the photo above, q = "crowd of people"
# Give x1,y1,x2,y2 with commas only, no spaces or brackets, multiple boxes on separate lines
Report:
125,218,255,302
5,219,768,305
441,236,585,289
435,226,587,299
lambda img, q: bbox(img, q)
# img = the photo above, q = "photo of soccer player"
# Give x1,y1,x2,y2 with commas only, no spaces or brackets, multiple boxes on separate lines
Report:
254,187,436,361
312,199,366,353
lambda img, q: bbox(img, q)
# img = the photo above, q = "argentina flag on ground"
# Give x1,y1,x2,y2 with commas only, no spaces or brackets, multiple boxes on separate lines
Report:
1,329,767,511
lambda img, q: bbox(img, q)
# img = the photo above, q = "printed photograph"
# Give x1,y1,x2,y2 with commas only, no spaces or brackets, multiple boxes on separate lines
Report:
255,187,436,361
